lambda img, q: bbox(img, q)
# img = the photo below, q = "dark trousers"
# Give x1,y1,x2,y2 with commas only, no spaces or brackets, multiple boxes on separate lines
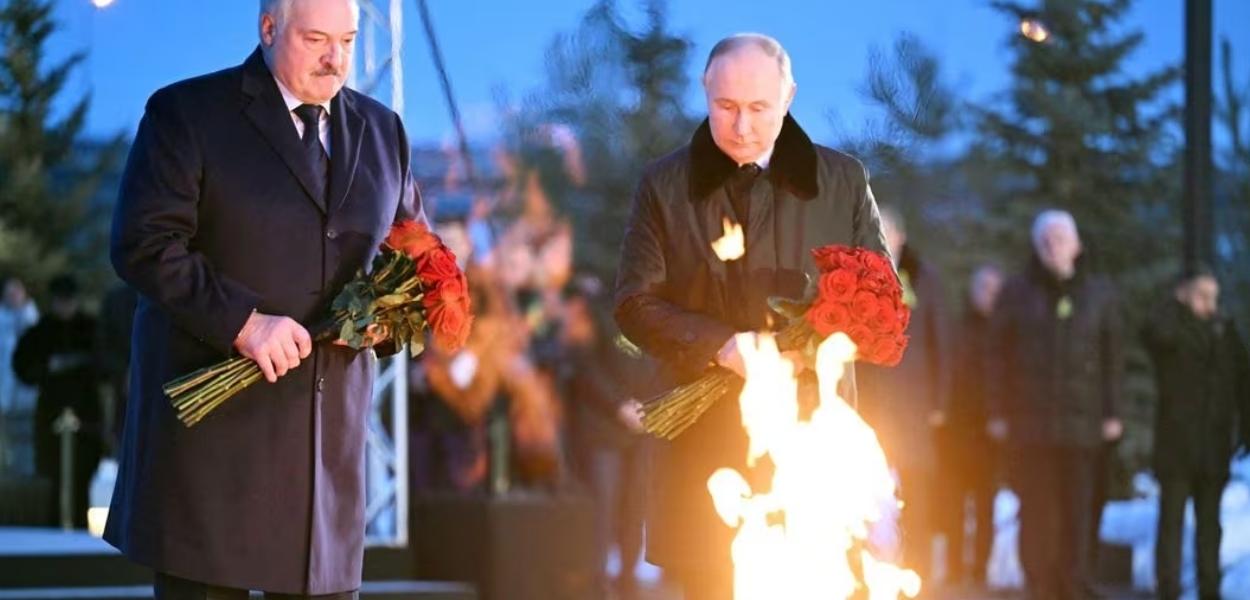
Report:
154,572,359,600
898,467,935,582
937,460,995,582
584,443,648,594
1155,472,1226,600
1012,445,1100,600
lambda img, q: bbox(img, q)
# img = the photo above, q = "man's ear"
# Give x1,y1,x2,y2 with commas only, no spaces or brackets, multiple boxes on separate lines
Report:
783,83,797,112
260,14,277,47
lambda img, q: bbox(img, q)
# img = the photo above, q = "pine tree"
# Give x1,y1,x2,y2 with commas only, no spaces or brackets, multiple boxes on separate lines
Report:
1215,36,1250,333
505,0,695,283
0,0,125,298
976,0,1183,484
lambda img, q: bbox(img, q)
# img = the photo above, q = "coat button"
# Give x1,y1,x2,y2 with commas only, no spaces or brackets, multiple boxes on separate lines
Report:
316,377,325,392
326,228,338,240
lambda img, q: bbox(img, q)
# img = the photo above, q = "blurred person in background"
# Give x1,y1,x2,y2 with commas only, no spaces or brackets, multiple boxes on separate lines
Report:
987,210,1124,600
544,277,655,599
1144,265,1250,600
856,205,951,584
12,274,104,527
0,276,40,475
937,264,1004,587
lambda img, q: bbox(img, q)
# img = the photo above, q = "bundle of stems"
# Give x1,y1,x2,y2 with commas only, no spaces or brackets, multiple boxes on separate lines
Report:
164,323,337,427
640,320,811,440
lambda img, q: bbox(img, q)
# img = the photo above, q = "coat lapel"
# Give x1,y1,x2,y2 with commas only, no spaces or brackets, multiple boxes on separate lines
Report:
326,91,365,215
239,48,327,213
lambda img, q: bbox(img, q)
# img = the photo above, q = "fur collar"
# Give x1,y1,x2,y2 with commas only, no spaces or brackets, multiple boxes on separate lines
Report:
688,113,819,201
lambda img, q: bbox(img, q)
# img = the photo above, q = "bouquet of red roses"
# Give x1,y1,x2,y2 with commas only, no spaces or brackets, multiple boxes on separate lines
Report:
641,245,909,439
165,219,473,427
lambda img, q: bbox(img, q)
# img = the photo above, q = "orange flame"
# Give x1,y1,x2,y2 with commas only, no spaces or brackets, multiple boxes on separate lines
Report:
712,217,746,262
708,332,921,599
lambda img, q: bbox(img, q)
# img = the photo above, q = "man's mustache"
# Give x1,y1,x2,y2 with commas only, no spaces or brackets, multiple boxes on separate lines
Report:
313,68,341,77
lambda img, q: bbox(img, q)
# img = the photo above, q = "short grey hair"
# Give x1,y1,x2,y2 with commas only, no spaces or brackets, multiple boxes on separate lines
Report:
1031,209,1080,250
703,33,795,87
260,0,292,23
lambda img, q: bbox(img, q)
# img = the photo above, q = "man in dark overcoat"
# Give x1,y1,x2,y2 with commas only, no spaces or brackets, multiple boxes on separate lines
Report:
987,210,1124,600
1144,266,1250,600
105,0,420,596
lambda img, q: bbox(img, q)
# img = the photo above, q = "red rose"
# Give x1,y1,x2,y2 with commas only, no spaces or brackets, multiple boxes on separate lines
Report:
851,290,881,321
834,251,867,273
865,301,905,336
864,336,907,366
859,249,893,273
859,269,896,295
805,299,853,338
418,245,461,284
427,273,469,307
427,297,473,350
844,324,875,350
811,246,843,272
818,270,858,304
385,220,441,259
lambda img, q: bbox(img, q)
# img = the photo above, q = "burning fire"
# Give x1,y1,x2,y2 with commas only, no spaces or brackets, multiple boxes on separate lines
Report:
712,217,746,261
708,332,921,600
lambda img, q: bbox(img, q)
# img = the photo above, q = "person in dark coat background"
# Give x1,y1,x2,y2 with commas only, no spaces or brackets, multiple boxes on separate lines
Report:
1144,265,1250,600
937,263,1004,586
614,33,890,600
987,209,1124,600
104,0,420,597
12,274,104,528
548,279,655,600
856,206,951,583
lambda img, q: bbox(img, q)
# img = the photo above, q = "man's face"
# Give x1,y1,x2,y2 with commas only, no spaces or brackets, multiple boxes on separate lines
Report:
1179,275,1219,320
1035,221,1081,279
2,280,27,308
970,268,1003,316
881,213,906,261
704,47,795,165
261,0,358,104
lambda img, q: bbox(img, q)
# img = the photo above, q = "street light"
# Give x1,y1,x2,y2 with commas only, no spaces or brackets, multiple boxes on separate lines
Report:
1020,17,1051,43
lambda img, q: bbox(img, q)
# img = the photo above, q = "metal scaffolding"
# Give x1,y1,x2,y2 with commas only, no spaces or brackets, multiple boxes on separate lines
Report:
353,0,409,549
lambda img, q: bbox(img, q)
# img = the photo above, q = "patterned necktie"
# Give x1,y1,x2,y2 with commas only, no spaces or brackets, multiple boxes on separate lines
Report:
293,103,329,201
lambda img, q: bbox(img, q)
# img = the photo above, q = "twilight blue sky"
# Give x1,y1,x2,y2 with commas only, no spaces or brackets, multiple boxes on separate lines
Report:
43,0,1250,147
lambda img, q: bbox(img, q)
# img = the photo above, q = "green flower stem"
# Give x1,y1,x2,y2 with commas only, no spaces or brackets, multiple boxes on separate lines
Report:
640,320,812,439
165,357,252,398
169,360,252,410
179,365,263,426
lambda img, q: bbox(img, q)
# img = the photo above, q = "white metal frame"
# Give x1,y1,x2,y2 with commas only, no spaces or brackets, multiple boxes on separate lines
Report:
354,0,409,549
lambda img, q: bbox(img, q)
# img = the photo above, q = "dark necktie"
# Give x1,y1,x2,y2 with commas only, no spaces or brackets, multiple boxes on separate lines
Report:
729,163,762,231
725,163,761,328
293,103,329,200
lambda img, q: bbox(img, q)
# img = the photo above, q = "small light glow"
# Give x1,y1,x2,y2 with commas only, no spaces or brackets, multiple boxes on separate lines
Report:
1020,18,1051,43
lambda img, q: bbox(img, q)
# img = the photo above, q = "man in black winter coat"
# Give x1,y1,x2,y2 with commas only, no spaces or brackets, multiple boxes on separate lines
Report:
987,210,1124,600
1144,266,1250,600
12,274,105,528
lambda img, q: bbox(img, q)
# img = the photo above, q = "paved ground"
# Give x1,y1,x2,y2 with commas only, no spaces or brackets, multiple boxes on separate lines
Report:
629,580,1152,599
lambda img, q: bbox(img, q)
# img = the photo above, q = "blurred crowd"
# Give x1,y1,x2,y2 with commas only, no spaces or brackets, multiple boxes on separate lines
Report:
1,133,1247,600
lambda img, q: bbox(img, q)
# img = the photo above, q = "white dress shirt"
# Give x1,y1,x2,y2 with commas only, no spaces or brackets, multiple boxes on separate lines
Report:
738,145,774,170
273,76,331,157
